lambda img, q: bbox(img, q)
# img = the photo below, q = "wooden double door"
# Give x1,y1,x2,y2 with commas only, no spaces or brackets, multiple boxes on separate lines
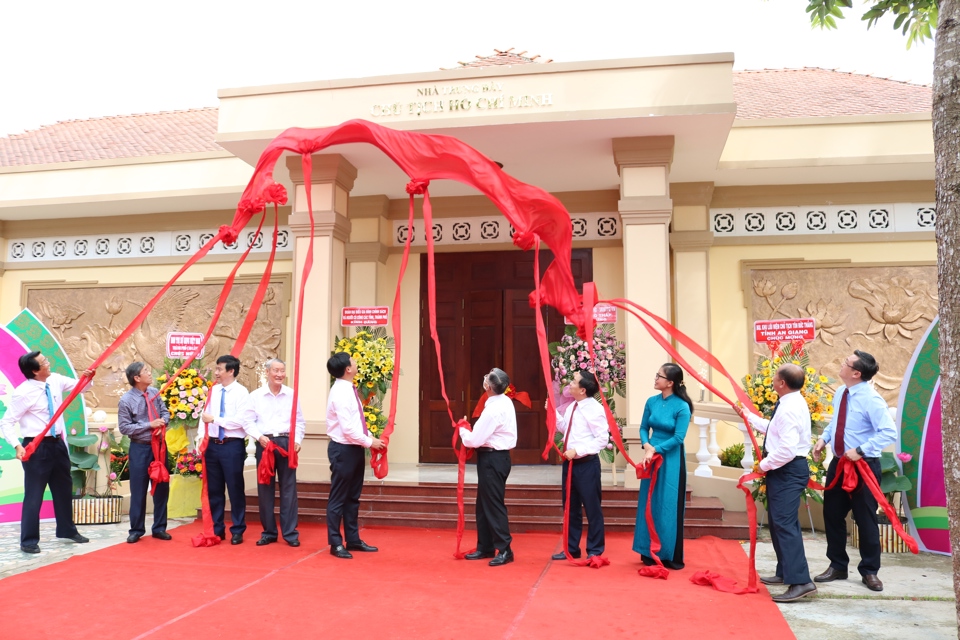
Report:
418,249,593,464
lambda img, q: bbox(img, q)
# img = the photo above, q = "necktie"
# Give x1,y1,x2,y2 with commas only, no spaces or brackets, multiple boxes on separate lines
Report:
218,387,226,440
761,399,780,458
834,389,849,457
44,383,57,438
354,386,369,436
144,391,158,422
562,402,578,451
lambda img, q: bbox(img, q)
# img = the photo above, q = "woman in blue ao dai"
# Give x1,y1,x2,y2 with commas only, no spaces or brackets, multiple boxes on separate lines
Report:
632,363,693,570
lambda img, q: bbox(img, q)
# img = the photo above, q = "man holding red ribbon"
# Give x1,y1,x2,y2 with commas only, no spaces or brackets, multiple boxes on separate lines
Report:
550,370,608,563
0,352,94,553
244,358,305,547
743,364,816,602
118,361,172,544
813,350,897,592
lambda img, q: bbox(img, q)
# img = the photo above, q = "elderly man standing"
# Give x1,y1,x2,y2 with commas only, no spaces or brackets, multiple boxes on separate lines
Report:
744,363,815,602
813,350,897,592
243,358,305,547
117,361,172,543
0,351,95,553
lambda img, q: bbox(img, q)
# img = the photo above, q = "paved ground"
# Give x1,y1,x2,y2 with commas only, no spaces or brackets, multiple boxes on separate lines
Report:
749,529,958,639
1,518,956,639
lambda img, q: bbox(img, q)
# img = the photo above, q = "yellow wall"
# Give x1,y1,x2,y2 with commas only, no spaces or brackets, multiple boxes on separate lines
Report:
707,239,936,449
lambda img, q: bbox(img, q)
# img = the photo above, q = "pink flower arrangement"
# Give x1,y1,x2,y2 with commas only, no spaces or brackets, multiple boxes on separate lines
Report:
897,452,913,463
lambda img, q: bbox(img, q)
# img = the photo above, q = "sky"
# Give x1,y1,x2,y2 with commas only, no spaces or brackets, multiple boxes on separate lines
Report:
0,0,935,137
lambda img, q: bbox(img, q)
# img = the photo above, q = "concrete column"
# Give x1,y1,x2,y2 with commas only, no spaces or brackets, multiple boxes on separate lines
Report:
285,154,356,482
345,195,390,309
614,136,674,488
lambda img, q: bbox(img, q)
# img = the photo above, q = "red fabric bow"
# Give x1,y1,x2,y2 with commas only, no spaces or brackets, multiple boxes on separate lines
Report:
470,385,532,418
257,440,289,485
147,427,169,495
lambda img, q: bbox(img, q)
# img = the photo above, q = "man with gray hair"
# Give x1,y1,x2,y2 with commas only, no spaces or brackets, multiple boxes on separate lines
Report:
117,361,172,543
241,358,305,547
460,367,517,566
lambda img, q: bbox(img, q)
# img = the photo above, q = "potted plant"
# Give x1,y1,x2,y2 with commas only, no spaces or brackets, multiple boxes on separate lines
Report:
70,417,125,524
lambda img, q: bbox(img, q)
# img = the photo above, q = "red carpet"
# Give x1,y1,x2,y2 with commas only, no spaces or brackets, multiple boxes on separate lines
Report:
0,522,792,640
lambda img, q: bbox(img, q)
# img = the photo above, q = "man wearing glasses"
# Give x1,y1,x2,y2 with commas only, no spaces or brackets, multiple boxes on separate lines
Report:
812,350,897,592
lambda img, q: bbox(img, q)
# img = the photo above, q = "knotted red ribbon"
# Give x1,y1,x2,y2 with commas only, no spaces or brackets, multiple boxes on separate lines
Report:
471,385,532,418
192,392,220,548
144,391,169,495
635,454,670,579
257,440,289,485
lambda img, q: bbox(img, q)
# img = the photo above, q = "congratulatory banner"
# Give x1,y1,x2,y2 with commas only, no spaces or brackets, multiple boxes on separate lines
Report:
0,310,88,524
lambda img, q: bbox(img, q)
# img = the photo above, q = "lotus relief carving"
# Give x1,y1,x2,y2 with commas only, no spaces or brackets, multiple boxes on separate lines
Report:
753,278,799,319
848,277,936,342
800,299,848,347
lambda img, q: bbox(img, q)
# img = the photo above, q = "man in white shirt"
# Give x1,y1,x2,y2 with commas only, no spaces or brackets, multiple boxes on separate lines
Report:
201,355,251,545
550,370,609,562
744,363,816,602
0,351,94,553
242,358,305,547
460,368,518,566
325,352,384,559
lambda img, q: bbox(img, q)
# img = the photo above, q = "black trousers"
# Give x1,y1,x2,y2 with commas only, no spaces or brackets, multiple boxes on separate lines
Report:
20,437,78,546
255,436,299,542
205,438,246,537
475,449,513,553
823,456,882,576
127,441,169,537
327,440,365,546
561,454,605,557
766,456,811,584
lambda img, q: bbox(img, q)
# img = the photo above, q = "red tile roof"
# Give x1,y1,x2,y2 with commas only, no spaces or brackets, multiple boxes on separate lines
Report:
0,108,221,167
733,68,931,119
0,69,932,168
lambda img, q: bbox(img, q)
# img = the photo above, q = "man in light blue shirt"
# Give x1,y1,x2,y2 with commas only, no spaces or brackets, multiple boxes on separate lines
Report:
812,350,896,592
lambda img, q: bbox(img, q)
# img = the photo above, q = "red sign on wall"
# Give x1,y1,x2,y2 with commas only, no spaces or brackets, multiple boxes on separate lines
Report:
166,332,205,359
754,318,816,344
564,303,618,325
341,306,390,327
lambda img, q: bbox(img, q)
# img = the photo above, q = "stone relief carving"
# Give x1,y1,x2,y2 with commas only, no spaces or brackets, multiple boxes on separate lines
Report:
749,265,937,405
26,280,288,409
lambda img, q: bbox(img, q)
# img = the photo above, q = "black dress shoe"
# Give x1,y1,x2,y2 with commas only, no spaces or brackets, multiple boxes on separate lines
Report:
489,549,514,566
771,583,817,603
551,551,580,560
20,545,40,554
759,575,784,585
465,550,496,560
862,574,884,592
331,544,353,559
127,534,142,544
66,534,89,544
152,531,172,541
231,533,243,545
286,540,301,547
345,540,378,552
256,537,277,546
813,567,848,582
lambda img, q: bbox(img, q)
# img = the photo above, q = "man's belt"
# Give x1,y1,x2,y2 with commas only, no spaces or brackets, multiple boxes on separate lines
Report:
210,437,244,445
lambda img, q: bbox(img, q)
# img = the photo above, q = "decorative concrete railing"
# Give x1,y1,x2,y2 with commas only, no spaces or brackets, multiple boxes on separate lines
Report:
691,402,752,477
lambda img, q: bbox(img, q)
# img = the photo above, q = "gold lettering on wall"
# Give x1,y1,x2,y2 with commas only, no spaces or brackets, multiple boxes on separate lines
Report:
371,82,554,118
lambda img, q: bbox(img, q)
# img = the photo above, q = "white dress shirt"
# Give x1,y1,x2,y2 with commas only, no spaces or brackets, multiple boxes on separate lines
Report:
242,384,306,444
0,373,90,447
201,380,251,439
459,393,517,450
555,396,609,458
747,389,812,472
326,378,373,448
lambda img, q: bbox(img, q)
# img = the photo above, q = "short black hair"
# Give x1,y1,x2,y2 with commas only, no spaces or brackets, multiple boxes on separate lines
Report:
19,351,42,379
852,350,880,381
125,362,146,386
487,368,510,395
216,355,241,378
776,364,805,391
577,369,600,397
327,352,352,379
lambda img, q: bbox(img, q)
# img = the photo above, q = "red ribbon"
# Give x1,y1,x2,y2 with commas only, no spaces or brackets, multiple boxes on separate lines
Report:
635,454,669,579
191,392,220,548
144,391,169,495
257,440,289,485
470,386,532,418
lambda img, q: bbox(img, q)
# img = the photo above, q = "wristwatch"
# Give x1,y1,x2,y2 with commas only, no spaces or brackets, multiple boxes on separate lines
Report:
855,446,864,457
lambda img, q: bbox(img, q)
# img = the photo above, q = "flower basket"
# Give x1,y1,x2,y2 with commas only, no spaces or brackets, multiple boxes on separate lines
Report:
72,495,123,524
167,475,202,518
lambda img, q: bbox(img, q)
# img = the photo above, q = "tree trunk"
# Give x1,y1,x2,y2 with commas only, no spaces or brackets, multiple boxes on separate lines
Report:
933,2,960,634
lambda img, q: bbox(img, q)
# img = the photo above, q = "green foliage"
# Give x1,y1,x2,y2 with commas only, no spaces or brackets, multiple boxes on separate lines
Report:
880,451,913,504
719,442,746,468
805,0,938,48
